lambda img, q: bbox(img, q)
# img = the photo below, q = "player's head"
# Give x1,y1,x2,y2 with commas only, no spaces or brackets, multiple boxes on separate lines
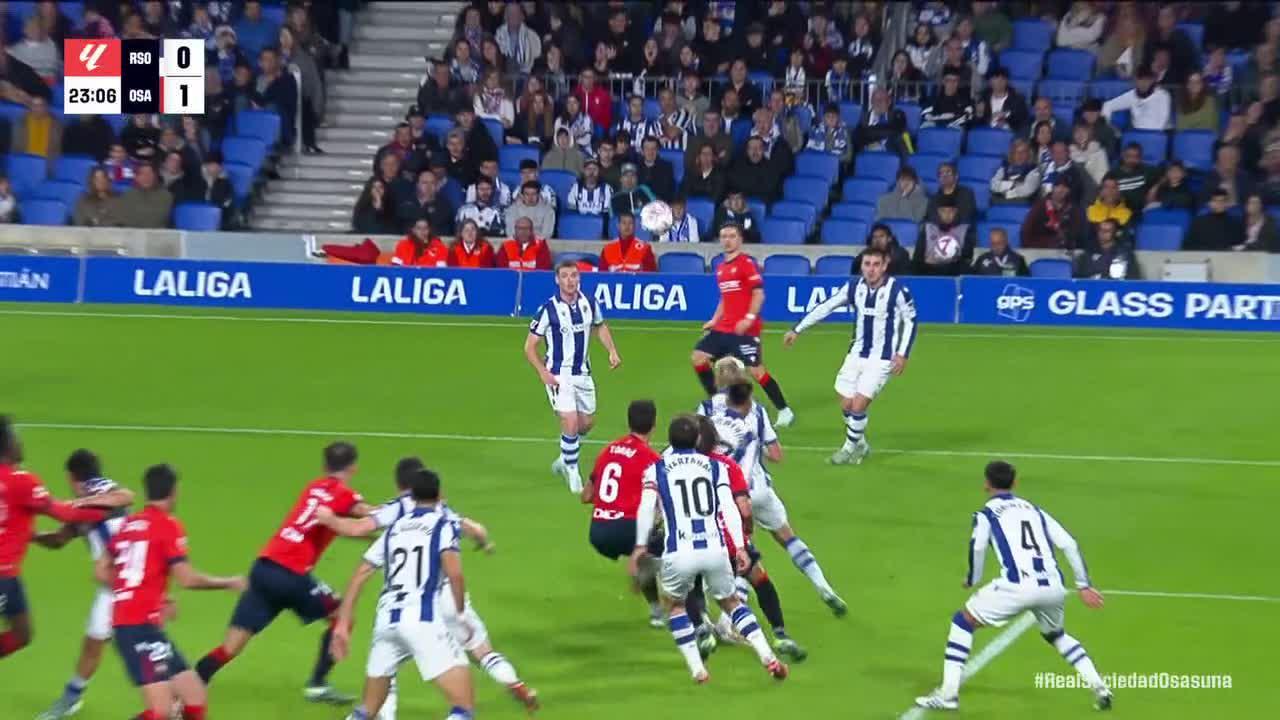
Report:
66,448,102,493
395,456,425,491
627,400,657,436
0,414,20,463
324,441,358,476
713,356,748,390
554,258,581,295
143,463,179,504
694,415,720,454
406,467,442,503
718,222,744,254
668,414,700,451
984,461,1017,493
860,246,888,284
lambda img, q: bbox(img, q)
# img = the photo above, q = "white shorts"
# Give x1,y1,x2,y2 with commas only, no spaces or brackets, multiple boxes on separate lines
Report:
834,355,893,400
965,579,1067,633
440,597,489,654
366,620,468,682
86,588,114,641
749,486,789,532
546,374,596,415
659,547,737,601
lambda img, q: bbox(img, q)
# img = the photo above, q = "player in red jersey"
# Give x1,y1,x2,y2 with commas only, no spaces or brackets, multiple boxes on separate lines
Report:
691,223,796,428
194,441,372,705
98,464,245,720
583,400,664,626
0,416,110,660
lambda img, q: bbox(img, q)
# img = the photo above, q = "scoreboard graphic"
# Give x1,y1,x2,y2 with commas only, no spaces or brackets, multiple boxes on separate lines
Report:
64,38,204,115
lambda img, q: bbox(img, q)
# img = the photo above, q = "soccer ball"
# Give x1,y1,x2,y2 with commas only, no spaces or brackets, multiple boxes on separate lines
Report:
640,201,674,235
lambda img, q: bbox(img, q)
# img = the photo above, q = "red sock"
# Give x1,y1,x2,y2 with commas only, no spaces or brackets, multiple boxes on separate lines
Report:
210,646,233,664
0,631,25,657
694,361,711,372
183,704,207,720
136,710,163,720
757,372,772,385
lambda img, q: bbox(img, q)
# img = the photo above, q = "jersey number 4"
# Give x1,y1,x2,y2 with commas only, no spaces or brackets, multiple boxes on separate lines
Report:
114,540,150,589
1020,521,1042,556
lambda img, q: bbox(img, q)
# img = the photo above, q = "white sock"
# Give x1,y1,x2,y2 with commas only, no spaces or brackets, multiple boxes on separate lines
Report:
479,651,519,686
1046,630,1107,692
842,411,867,451
734,576,751,605
940,611,974,697
784,537,835,596
730,604,776,665
560,434,580,469
668,612,706,676
376,677,397,720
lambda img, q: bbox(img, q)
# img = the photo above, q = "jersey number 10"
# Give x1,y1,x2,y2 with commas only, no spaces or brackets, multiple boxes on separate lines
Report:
673,476,715,517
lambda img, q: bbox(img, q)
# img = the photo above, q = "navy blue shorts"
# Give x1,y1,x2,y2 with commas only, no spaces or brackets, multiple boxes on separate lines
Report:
115,624,189,686
695,331,762,367
229,559,339,634
589,519,637,560
0,577,27,618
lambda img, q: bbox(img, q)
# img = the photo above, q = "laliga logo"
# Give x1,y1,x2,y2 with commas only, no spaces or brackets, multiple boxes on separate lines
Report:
80,43,109,72
996,283,1036,322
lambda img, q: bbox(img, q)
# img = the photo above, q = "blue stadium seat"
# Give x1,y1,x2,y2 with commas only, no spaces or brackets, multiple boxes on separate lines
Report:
884,219,919,245
112,180,133,195
1030,258,1072,278
795,151,839,186
830,202,876,222
967,181,991,211
1010,78,1036,101
221,136,268,171
710,253,727,272
19,199,68,225
838,101,863,128
907,153,952,183
482,118,504,148
224,162,255,203
1052,102,1076,128
760,217,806,244
730,117,752,151
686,197,714,231
853,151,900,184
814,254,856,275
439,178,463,210
1045,49,1095,81
1088,78,1132,101
53,155,98,184
499,144,540,171
6,153,48,196
608,215,652,241
1037,79,1085,103
746,199,767,224
658,252,706,274
998,50,1044,81
770,200,818,232
539,169,577,210
976,221,1022,248
1121,130,1169,164
643,97,661,121
0,101,26,125
499,169,521,193
782,176,829,208
659,148,684,180
843,176,890,202
424,114,453,143
1110,109,1131,131
820,218,868,245
748,72,774,97
234,110,282,145
791,104,814,134
173,203,223,230
1136,224,1184,251
1176,22,1204,53
1012,19,1054,51
30,180,83,207
958,155,1002,183
985,205,1031,225
1172,130,1216,171
1142,208,1192,232
965,128,1013,158
898,102,923,134
916,127,963,157
557,213,605,240
763,254,811,275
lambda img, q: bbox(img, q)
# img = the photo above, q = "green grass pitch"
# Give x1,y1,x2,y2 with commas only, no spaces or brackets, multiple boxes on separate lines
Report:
3,303,1279,719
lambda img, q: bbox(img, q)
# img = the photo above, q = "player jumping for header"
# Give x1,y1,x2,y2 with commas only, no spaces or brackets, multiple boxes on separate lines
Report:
692,223,796,428
914,461,1112,712
784,246,918,465
525,259,622,494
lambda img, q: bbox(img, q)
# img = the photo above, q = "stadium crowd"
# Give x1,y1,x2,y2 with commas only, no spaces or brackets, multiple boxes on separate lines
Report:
338,0,1280,281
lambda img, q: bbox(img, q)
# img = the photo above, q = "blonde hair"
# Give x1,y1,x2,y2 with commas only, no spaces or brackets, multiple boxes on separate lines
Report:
713,356,749,390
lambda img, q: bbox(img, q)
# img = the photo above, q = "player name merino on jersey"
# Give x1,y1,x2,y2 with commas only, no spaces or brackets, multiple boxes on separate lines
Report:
969,493,1090,590
529,293,604,376
793,276,918,360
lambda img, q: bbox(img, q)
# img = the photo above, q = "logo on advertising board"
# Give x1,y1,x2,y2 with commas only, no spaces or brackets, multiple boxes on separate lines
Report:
996,283,1035,322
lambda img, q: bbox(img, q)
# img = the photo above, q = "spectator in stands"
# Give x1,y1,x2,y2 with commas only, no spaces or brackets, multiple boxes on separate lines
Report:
448,219,496,267
506,181,556,239
554,95,594,158
439,129,477,189
103,143,136,183
1098,5,1145,79
921,68,973,130
805,103,852,167
611,163,657,217
721,59,762,115
808,10,843,51
372,150,413,204
635,36,671,89
681,143,726,202
1145,6,1196,85
971,1,1012,52
657,195,700,243
1022,177,1086,250
160,151,201,203
729,137,781,203
574,68,612,131
140,0,171,37
567,158,613,215
847,13,878,78
455,176,506,237
913,194,975,276
1069,124,1108,187
686,109,732,171
13,96,60,164
636,136,677,201
379,122,425,182
601,212,657,272
9,17,59,84
455,103,498,166
535,43,570,99
1201,145,1254,209
717,88,745,132
187,3,216,48
905,23,937,74
970,227,1029,276
508,91,555,149
1075,98,1117,157
857,223,913,275
885,50,924,104
279,25,324,154
782,46,807,95
61,114,114,162
1109,142,1157,214
1144,160,1196,211
351,178,398,235
926,162,977,224
616,94,661,143
1203,47,1234,99
398,169,454,235
602,8,639,71
235,1,279,58
856,88,909,156
543,128,585,176
677,72,710,122
115,163,173,229
929,36,976,94
769,90,807,154
1075,219,1139,278
972,67,1029,135
517,159,556,207
1102,65,1171,131
202,70,231,145
391,218,449,267
496,216,552,269
0,177,12,223
990,139,1041,205
159,126,201,177
658,87,694,135
693,15,731,76
822,54,854,104
1040,140,1090,204
1176,73,1220,132
495,3,541,74
952,16,990,78
1087,176,1134,240
418,60,460,117
597,141,622,189
254,48,298,148
212,26,244,85
1205,1,1265,51
1056,2,1105,52
72,167,121,227
474,69,515,131
455,5,485,57
1238,193,1280,252
660,117,690,151
449,38,482,85
189,152,235,229
877,166,928,222
75,6,115,39
1030,97,1070,144
712,192,761,244
227,60,259,115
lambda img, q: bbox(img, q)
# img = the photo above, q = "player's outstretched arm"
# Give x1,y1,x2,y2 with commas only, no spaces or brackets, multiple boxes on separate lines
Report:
628,482,659,578
441,549,466,615
40,497,110,525
1042,511,1101,607
172,561,247,593
315,506,378,537
33,524,79,550
594,323,622,369
73,486,135,510
460,518,495,554
332,561,378,662
785,282,852,344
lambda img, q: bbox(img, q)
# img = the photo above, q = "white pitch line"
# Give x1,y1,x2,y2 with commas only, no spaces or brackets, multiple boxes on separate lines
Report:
1,308,1277,344
899,613,1038,720
1103,589,1280,603
16,422,1280,469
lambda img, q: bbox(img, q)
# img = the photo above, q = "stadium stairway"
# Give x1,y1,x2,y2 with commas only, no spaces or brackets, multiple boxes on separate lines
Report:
251,1,463,232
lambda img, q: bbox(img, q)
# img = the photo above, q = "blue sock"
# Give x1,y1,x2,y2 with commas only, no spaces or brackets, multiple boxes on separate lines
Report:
60,675,88,704
447,707,473,720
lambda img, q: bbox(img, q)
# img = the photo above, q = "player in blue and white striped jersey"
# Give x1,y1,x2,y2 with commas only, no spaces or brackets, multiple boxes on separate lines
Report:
33,450,135,720
783,246,918,465
915,461,1112,712
524,260,623,494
